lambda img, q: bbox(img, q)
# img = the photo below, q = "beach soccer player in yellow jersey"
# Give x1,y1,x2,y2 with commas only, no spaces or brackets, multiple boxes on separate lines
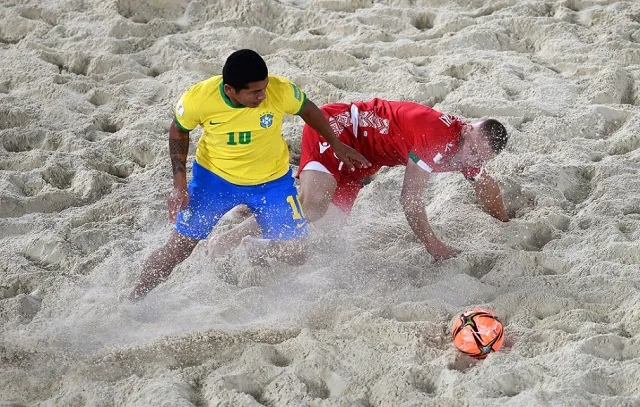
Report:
130,49,370,300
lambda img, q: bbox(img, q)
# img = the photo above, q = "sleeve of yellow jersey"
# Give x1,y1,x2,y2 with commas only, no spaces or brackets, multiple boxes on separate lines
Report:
279,77,307,115
174,85,201,132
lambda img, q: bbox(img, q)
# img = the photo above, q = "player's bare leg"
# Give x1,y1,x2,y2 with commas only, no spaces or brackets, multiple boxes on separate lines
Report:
207,212,261,259
209,212,309,265
298,170,337,221
209,170,337,263
130,230,199,300
240,169,337,265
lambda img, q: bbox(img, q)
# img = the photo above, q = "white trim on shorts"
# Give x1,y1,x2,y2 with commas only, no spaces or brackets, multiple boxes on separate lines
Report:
301,161,332,174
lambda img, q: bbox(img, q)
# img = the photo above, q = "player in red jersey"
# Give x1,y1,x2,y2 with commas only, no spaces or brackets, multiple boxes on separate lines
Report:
210,99,509,261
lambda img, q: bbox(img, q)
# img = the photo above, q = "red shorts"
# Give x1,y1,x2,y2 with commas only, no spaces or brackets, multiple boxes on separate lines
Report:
297,103,382,214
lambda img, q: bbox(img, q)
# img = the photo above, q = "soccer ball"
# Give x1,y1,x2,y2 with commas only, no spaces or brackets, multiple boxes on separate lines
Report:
451,308,504,359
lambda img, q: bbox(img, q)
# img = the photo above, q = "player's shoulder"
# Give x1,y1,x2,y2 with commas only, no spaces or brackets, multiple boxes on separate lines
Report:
400,102,456,122
267,74,293,86
267,74,299,94
418,105,464,129
267,74,305,106
184,75,223,100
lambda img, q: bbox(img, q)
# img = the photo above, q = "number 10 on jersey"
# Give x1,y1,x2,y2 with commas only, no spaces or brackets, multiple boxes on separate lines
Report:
227,131,251,145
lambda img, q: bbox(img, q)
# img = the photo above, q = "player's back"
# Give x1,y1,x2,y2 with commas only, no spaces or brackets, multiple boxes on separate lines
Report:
350,99,435,167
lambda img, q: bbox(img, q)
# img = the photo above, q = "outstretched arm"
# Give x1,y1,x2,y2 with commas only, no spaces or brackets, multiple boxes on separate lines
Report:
401,159,457,261
298,100,370,170
473,172,509,222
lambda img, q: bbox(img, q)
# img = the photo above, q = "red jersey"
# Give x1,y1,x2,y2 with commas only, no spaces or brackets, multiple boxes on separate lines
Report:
317,99,482,179
298,99,483,212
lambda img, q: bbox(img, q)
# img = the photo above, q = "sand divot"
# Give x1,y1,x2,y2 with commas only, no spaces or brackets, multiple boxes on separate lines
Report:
18,7,59,26
578,334,638,361
116,0,188,24
0,106,36,131
0,294,42,326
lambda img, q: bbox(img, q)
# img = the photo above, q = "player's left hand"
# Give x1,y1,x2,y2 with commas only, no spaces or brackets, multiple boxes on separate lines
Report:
424,240,459,261
332,142,371,170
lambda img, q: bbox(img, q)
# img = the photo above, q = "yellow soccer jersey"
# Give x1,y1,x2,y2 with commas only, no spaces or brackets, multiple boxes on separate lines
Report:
174,74,307,185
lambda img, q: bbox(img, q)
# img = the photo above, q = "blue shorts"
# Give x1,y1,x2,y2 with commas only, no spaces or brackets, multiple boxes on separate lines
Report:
175,162,308,241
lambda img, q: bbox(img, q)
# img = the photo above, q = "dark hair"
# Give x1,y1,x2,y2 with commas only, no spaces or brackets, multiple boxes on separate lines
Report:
222,49,268,90
479,119,508,153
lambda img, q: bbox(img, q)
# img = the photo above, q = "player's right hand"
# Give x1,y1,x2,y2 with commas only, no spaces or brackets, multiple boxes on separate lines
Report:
332,142,371,171
168,187,190,223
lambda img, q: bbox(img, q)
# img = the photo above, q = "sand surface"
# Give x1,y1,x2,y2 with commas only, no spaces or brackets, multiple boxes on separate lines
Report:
1,0,640,405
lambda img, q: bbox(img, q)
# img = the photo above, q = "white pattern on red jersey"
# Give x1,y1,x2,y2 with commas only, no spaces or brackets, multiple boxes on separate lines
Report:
297,100,486,212
328,111,352,136
357,109,390,134
300,98,483,183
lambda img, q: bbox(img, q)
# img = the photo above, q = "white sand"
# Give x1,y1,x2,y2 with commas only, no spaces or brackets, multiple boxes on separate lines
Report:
1,0,640,405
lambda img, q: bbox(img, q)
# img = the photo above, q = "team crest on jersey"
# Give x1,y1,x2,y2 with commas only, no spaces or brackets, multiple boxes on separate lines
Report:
260,112,274,128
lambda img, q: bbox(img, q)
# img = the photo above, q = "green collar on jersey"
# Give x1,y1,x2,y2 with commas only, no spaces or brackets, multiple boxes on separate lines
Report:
219,82,245,109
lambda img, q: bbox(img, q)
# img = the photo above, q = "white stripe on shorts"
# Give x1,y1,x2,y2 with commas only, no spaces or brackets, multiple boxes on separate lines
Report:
302,161,332,174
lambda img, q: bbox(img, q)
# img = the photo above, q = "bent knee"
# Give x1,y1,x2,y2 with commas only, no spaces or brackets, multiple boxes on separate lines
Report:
303,200,330,222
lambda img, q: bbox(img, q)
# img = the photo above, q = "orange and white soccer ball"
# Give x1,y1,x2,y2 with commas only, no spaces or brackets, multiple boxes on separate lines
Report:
451,308,504,359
